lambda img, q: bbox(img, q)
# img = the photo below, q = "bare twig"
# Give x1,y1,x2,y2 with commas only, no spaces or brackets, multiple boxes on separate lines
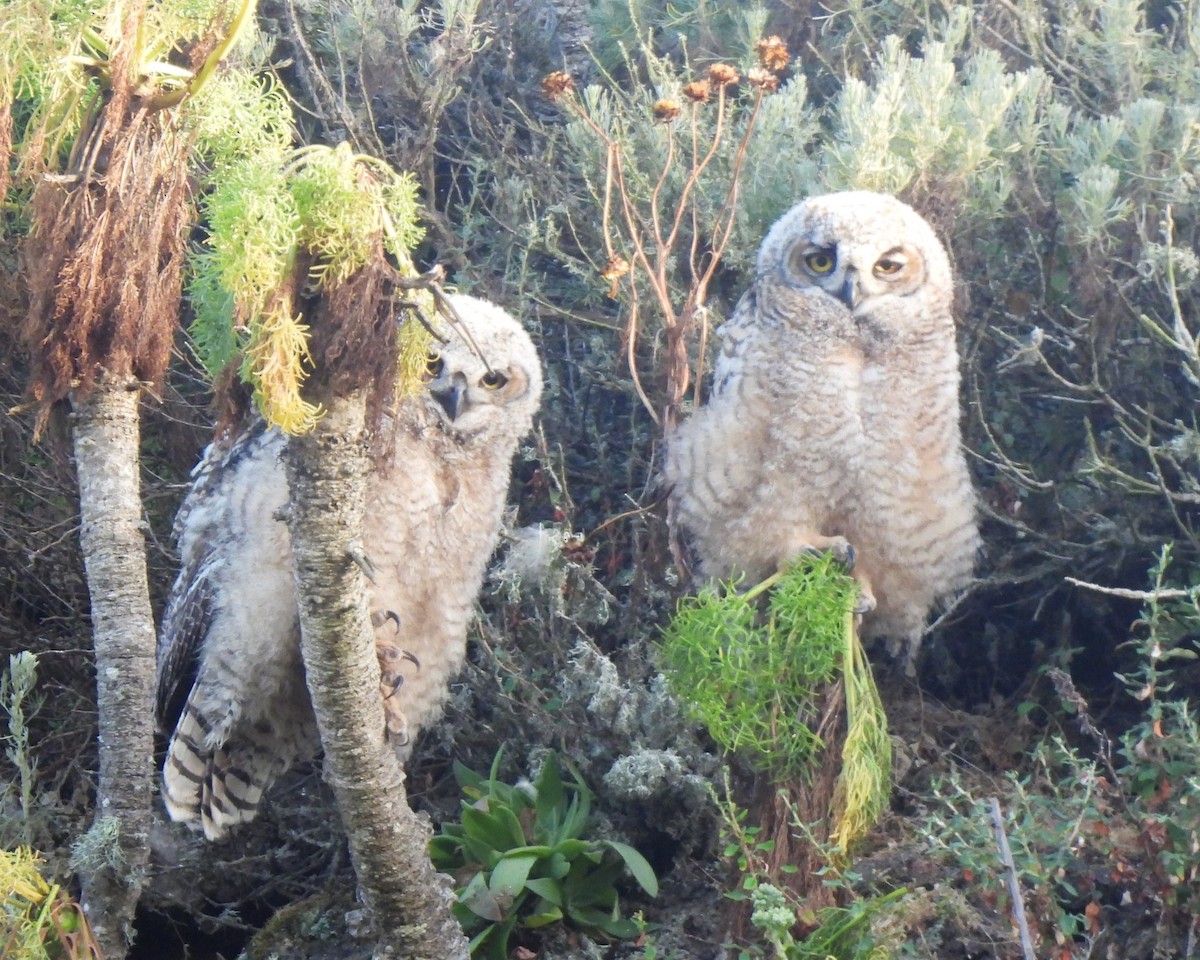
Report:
1064,576,1200,601
1044,667,1124,794
988,797,1037,960
548,47,786,432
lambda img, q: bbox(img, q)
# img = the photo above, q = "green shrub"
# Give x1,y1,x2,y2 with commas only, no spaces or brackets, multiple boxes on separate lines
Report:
429,751,659,958
661,554,889,851
660,555,853,778
922,546,1200,948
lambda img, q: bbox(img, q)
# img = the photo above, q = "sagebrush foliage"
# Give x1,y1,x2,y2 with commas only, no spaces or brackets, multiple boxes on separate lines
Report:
445,0,1200,680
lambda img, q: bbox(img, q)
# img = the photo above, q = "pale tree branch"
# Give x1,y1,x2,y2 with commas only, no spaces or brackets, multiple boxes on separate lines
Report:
71,374,156,960
284,394,468,960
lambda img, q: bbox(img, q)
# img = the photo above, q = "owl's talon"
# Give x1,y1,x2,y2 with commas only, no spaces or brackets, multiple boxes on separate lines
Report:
853,590,876,615
379,677,410,741
380,693,410,742
792,536,855,571
347,543,378,584
371,609,402,631
823,538,856,571
377,646,420,700
376,643,420,668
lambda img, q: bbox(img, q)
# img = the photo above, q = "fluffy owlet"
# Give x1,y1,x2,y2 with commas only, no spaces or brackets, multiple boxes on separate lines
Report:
666,191,979,657
155,294,543,840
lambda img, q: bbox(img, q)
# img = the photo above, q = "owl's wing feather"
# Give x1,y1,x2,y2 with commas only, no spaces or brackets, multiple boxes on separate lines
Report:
711,284,760,398
154,555,216,732
155,423,269,731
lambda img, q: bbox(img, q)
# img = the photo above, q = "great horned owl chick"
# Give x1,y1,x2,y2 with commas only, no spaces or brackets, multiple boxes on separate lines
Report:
666,191,979,657
156,295,543,839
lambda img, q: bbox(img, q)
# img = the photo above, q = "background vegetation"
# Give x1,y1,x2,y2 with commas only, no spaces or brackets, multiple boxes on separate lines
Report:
3,0,1200,956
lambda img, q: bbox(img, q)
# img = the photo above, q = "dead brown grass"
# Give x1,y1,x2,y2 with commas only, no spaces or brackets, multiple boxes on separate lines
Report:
19,10,192,434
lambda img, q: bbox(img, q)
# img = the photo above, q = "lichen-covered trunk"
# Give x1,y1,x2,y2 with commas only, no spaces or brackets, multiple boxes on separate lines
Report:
71,375,156,959
284,395,469,960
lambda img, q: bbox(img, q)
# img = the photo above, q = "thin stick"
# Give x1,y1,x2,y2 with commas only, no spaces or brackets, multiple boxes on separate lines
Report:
1064,576,1200,601
988,797,1036,960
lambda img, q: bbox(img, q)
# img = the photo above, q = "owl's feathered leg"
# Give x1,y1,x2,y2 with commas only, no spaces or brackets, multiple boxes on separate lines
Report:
787,535,877,615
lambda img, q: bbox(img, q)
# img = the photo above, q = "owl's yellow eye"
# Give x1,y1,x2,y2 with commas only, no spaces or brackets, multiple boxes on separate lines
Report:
424,353,444,380
874,255,906,276
481,370,509,390
804,250,836,274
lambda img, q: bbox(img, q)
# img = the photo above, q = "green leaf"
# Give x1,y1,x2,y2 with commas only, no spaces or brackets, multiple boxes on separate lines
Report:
490,853,538,899
535,753,565,822
600,840,659,897
524,905,565,928
463,806,518,857
453,758,486,793
460,833,500,870
563,859,623,907
546,851,571,879
550,838,591,860
524,877,564,905
459,872,504,922
428,835,465,868
492,799,530,848
566,903,639,939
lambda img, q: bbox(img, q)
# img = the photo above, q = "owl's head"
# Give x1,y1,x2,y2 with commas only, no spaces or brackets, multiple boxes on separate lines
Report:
420,294,543,443
759,191,952,321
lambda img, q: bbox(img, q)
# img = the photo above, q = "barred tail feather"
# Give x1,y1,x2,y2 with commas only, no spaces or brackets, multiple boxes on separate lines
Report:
200,747,267,840
162,703,278,841
162,704,211,829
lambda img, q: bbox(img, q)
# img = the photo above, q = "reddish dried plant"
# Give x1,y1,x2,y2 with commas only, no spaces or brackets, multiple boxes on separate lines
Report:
18,9,193,433
543,40,789,430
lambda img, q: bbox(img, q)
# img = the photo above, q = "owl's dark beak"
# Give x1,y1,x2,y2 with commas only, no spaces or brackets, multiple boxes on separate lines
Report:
837,270,863,310
431,374,468,421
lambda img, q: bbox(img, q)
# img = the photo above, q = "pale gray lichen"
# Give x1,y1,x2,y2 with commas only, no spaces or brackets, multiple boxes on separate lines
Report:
603,748,685,800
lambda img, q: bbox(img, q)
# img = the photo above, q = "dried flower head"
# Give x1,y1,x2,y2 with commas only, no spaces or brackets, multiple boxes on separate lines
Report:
756,36,790,72
707,63,740,87
653,98,682,123
600,256,630,298
682,80,711,104
747,68,780,93
541,71,574,100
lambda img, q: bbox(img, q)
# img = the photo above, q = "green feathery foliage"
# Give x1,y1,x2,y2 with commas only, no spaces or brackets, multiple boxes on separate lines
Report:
0,847,92,959
662,554,891,851
2,0,258,185
286,143,423,286
186,80,427,432
660,554,855,779
832,620,891,853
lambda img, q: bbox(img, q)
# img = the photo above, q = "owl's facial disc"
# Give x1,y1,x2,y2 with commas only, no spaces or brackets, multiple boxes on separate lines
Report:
787,240,926,311
425,350,531,437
